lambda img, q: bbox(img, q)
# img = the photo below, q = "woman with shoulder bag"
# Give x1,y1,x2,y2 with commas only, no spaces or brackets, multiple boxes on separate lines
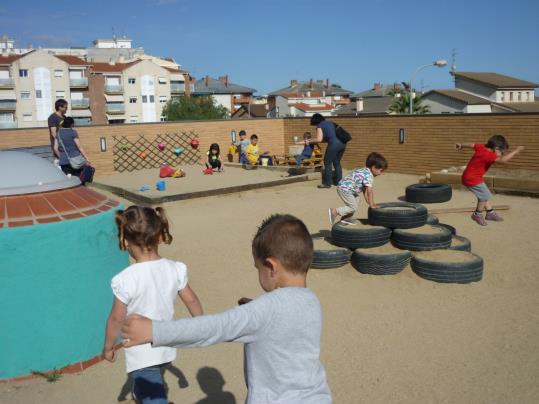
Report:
296,113,347,188
53,116,91,178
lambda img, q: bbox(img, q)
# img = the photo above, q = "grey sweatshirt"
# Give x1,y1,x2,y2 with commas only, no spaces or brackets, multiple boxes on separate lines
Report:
153,287,332,404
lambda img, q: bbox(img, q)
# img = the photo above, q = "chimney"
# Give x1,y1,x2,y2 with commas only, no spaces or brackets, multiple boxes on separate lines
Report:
309,79,313,88
326,78,329,88
373,82,381,91
356,98,364,113
205,75,209,86
219,75,229,86
290,79,298,87
108,58,116,65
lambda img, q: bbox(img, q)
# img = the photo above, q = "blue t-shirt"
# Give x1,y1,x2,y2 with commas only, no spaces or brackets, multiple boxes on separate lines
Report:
317,121,337,144
301,144,313,158
56,128,81,166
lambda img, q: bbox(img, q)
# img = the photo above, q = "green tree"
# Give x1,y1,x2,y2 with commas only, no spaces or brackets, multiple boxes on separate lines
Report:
162,96,229,121
389,90,430,114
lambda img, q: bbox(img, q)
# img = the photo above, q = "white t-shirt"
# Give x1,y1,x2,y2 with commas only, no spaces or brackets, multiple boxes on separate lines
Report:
111,258,188,373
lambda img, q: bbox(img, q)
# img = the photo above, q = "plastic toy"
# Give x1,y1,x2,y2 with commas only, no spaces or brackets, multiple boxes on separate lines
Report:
158,142,166,151
174,147,184,156
120,144,129,151
160,165,176,178
172,168,186,178
138,151,148,159
156,181,166,191
139,185,150,192
203,166,214,175
190,138,200,149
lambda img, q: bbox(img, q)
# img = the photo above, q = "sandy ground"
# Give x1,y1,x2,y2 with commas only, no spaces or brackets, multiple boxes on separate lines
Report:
94,165,300,199
2,173,539,404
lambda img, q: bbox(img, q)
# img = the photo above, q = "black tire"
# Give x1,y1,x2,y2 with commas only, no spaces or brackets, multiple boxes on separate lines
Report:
436,223,457,235
392,225,452,251
405,183,452,203
311,238,351,269
448,235,471,252
331,219,392,249
426,214,439,225
411,250,483,283
351,247,411,275
368,202,428,229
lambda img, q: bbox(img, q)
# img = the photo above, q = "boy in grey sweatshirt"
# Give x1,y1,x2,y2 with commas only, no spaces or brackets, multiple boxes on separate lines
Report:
122,214,332,404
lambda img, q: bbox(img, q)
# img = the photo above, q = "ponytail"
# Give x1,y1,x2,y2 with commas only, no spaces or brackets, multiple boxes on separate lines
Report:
155,207,173,245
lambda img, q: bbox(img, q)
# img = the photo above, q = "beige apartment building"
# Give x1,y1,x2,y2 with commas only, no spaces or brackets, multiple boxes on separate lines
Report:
0,36,192,128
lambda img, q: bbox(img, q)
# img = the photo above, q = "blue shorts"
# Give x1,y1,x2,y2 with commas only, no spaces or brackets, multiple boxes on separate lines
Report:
130,365,167,404
467,183,492,202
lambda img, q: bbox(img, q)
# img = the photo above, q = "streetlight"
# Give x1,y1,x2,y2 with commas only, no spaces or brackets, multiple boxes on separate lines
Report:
409,59,447,114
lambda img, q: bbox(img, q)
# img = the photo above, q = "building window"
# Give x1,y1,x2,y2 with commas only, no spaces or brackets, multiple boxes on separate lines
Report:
20,91,31,100
129,96,137,103
54,70,64,78
56,90,65,99
36,90,42,99
129,115,138,123
509,92,513,102
500,92,505,102
517,92,522,102
527,92,532,101
142,95,148,103
19,69,28,77
23,114,32,122
128,78,136,84
149,95,155,103
160,116,167,122
158,77,167,84
159,96,167,103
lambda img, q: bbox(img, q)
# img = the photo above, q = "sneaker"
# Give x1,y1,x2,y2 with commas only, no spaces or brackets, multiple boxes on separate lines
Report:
317,184,331,189
328,208,334,226
471,213,487,226
485,211,504,222
328,208,340,226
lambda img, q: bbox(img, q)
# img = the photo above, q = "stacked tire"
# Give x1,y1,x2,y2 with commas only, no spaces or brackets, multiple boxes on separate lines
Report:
351,246,411,275
411,250,483,283
311,238,351,269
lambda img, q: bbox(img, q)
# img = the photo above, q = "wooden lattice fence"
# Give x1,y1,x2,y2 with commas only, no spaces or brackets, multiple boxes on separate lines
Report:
112,131,201,172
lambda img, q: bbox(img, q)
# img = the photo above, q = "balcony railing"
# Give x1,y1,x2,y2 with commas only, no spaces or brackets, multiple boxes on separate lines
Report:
69,78,88,87
0,121,17,129
71,98,90,109
0,101,16,110
106,103,125,114
0,78,15,88
170,83,185,93
234,96,251,104
73,118,91,126
104,84,124,94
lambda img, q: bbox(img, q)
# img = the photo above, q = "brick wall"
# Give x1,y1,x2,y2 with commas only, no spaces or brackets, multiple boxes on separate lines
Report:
0,118,285,177
283,113,539,174
1,113,537,177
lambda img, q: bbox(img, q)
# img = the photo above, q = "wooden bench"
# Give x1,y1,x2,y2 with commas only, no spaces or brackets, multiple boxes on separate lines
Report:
273,154,323,168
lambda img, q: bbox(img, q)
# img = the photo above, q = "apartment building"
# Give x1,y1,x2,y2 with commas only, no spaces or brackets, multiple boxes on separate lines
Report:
192,75,256,115
0,35,193,128
267,79,353,117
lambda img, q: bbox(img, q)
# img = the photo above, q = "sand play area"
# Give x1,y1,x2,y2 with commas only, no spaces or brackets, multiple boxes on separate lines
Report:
2,172,539,403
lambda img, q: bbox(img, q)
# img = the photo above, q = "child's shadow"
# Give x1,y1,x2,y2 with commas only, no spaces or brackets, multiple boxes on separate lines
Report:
117,363,189,402
195,367,236,404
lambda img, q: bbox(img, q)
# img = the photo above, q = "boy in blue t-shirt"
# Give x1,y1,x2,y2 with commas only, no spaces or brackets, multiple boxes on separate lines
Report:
295,132,314,167
329,152,388,225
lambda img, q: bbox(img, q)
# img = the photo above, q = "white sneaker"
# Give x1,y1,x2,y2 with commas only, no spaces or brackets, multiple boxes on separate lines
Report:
328,208,334,226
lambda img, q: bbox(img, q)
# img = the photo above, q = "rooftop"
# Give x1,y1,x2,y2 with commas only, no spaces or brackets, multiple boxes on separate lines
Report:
269,79,353,97
453,72,539,89
422,89,493,105
193,76,256,95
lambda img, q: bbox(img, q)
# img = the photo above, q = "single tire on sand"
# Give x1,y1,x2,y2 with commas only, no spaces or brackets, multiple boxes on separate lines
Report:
405,183,452,203
368,202,428,229
351,244,411,275
392,225,452,251
411,250,483,283
331,219,392,250
448,235,471,252
311,237,352,269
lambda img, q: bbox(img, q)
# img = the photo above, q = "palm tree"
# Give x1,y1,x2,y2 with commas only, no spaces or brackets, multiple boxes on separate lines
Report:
389,89,430,114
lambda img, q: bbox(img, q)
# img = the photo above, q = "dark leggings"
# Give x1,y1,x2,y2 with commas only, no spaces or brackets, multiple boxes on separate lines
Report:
60,165,83,177
207,159,222,169
323,141,346,186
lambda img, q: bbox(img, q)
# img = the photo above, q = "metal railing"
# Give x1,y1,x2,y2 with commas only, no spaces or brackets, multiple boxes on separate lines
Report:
0,101,16,110
71,98,90,108
0,78,15,88
104,84,124,94
73,118,91,126
170,83,185,93
0,121,17,129
106,103,125,113
69,78,88,87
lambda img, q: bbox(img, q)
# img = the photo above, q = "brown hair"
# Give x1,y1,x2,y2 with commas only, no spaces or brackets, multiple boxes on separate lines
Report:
252,214,313,274
366,152,388,170
115,206,172,251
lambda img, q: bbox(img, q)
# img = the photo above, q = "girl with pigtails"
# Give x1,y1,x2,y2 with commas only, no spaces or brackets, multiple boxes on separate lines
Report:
102,205,203,403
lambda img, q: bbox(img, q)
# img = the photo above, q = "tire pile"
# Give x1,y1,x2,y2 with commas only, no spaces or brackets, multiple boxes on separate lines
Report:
311,183,483,284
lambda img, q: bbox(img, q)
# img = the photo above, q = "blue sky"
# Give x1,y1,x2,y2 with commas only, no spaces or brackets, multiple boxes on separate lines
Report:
1,0,538,95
